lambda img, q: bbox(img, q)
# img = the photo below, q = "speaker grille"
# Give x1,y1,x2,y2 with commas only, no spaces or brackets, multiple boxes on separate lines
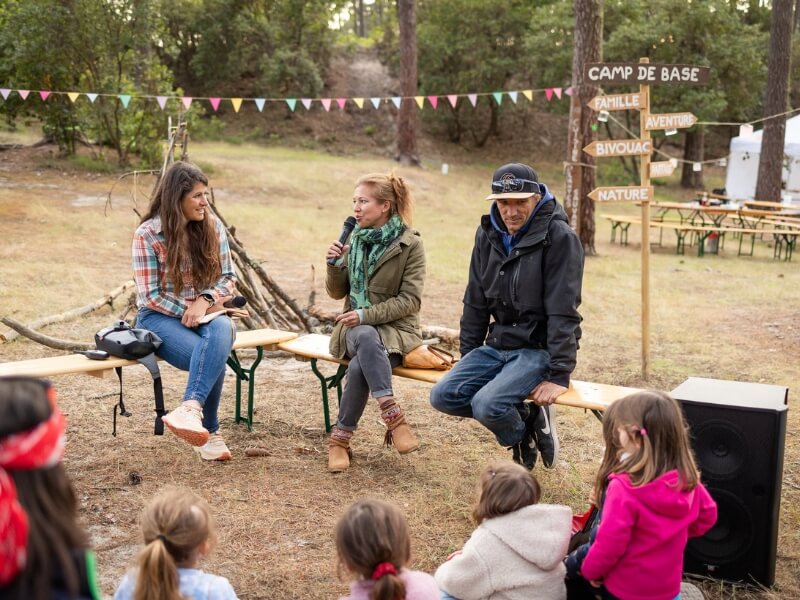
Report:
690,420,748,480
686,489,753,565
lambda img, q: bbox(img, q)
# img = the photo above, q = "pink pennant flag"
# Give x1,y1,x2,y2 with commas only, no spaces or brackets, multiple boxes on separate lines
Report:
545,88,554,101
336,98,347,109
0,89,10,100
427,95,438,109
209,97,221,111
231,98,242,112
18,90,30,100
564,86,573,97
467,94,478,107
39,91,50,101
447,95,458,108
554,88,562,99
156,96,168,110
301,98,312,110
321,98,332,111
181,96,193,109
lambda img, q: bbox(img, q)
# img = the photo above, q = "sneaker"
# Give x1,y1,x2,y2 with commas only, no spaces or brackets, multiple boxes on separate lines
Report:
193,432,231,461
511,431,538,471
161,401,209,447
531,404,559,469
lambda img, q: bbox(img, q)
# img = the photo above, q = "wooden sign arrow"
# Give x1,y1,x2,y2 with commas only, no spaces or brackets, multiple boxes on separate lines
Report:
588,186,654,202
587,93,643,112
650,161,677,178
583,139,652,157
645,112,697,130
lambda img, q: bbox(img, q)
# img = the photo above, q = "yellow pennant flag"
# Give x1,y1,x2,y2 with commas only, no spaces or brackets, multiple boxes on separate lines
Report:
67,92,80,103
352,97,364,109
414,96,425,109
522,90,533,102
231,98,243,113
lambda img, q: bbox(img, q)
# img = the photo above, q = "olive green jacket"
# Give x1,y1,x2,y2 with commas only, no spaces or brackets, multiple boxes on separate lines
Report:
327,227,425,359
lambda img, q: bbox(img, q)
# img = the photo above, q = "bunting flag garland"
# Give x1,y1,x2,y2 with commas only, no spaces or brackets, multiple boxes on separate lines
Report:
0,85,575,114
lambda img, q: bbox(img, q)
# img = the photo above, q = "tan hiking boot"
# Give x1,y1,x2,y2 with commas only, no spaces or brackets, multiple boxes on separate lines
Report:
328,427,353,473
379,397,419,454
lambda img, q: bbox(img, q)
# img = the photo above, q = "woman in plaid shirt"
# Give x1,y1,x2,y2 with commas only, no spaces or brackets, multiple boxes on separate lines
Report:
132,161,237,461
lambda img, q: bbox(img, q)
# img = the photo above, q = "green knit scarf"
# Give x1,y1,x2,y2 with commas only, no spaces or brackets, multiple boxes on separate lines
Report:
348,214,405,309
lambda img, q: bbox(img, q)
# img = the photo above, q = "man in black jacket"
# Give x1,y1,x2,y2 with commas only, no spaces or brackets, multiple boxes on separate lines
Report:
430,163,584,470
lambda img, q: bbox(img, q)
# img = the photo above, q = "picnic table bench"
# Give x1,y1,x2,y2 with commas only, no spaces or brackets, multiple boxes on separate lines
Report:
0,328,298,431
277,333,641,431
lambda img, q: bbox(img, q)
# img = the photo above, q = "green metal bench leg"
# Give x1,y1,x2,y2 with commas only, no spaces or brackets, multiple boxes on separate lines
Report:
227,347,264,431
309,359,347,432
591,409,603,422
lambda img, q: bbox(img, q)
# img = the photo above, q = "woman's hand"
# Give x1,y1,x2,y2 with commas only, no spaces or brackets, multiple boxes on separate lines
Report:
335,310,360,328
182,299,208,328
326,240,349,263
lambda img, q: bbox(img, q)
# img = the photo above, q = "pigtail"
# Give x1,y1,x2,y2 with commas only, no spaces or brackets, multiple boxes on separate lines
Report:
133,538,182,600
388,173,414,226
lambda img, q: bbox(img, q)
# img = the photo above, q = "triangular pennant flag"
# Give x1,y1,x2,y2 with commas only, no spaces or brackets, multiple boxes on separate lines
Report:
508,91,518,104
564,86,573,97
301,98,312,110
286,98,297,111
428,95,439,109
554,88,562,99
181,96,192,109
255,98,266,112
370,97,381,109
18,90,30,100
118,94,131,108
336,98,346,109
468,93,478,107
353,97,364,109
390,97,401,109
39,91,50,101
209,97,221,111
321,98,332,111
67,92,80,103
0,89,10,100
86,93,98,103
522,90,533,102
156,95,168,110
545,88,554,101
492,92,503,105
231,98,242,113
414,96,425,109
447,95,458,108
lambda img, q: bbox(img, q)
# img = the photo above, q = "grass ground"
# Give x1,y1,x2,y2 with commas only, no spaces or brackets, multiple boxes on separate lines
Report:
0,140,797,600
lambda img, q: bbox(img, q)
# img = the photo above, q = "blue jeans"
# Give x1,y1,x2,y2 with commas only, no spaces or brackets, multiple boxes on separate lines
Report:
429,345,549,447
137,308,235,433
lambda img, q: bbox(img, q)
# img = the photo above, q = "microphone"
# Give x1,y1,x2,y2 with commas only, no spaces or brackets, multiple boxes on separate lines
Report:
223,296,247,309
327,216,357,266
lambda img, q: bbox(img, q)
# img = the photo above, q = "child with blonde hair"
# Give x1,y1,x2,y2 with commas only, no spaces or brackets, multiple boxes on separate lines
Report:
572,391,717,600
435,460,572,600
114,487,237,600
335,498,439,600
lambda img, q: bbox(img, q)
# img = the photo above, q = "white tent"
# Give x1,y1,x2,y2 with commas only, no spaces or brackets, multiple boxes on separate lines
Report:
724,114,800,201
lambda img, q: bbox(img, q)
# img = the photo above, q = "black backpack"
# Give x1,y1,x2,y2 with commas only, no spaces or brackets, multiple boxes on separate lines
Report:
95,321,165,436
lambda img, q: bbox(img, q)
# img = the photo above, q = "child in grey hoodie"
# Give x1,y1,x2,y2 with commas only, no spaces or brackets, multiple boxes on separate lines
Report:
435,461,571,600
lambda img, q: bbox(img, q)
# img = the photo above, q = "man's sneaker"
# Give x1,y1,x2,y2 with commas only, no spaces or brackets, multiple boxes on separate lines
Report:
193,432,231,461
511,431,538,471
161,401,209,447
532,404,559,469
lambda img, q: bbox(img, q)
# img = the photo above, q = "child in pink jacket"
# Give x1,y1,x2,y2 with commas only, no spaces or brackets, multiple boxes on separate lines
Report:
575,391,717,600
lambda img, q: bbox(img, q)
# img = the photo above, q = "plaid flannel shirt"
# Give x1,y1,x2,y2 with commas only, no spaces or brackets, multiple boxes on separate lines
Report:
132,215,237,318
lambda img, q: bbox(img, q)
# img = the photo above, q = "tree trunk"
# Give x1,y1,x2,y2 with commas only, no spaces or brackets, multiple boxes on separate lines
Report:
795,0,800,32
357,0,366,37
564,0,602,255
755,0,793,202
680,128,704,189
396,0,420,166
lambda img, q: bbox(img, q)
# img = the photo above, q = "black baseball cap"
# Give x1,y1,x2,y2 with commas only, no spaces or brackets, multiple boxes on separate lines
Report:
485,163,543,200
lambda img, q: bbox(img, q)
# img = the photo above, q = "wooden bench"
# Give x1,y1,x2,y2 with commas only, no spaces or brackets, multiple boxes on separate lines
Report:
603,215,800,259
0,328,298,431
277,333,641,432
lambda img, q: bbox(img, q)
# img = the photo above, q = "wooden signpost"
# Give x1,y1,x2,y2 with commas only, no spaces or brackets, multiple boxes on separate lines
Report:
583,58,709,379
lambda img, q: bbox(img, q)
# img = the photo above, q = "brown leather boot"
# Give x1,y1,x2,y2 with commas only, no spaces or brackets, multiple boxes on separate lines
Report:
328,427,353,472
379,397,419,454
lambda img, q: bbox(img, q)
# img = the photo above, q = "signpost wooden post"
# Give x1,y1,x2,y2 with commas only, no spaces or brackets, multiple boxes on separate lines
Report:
583,58,709,380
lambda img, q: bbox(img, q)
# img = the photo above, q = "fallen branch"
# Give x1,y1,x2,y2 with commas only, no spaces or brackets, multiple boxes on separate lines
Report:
1,280,135,343
0,318,93,351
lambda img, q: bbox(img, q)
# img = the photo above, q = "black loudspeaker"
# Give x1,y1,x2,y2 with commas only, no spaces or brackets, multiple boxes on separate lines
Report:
671,377,788,587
